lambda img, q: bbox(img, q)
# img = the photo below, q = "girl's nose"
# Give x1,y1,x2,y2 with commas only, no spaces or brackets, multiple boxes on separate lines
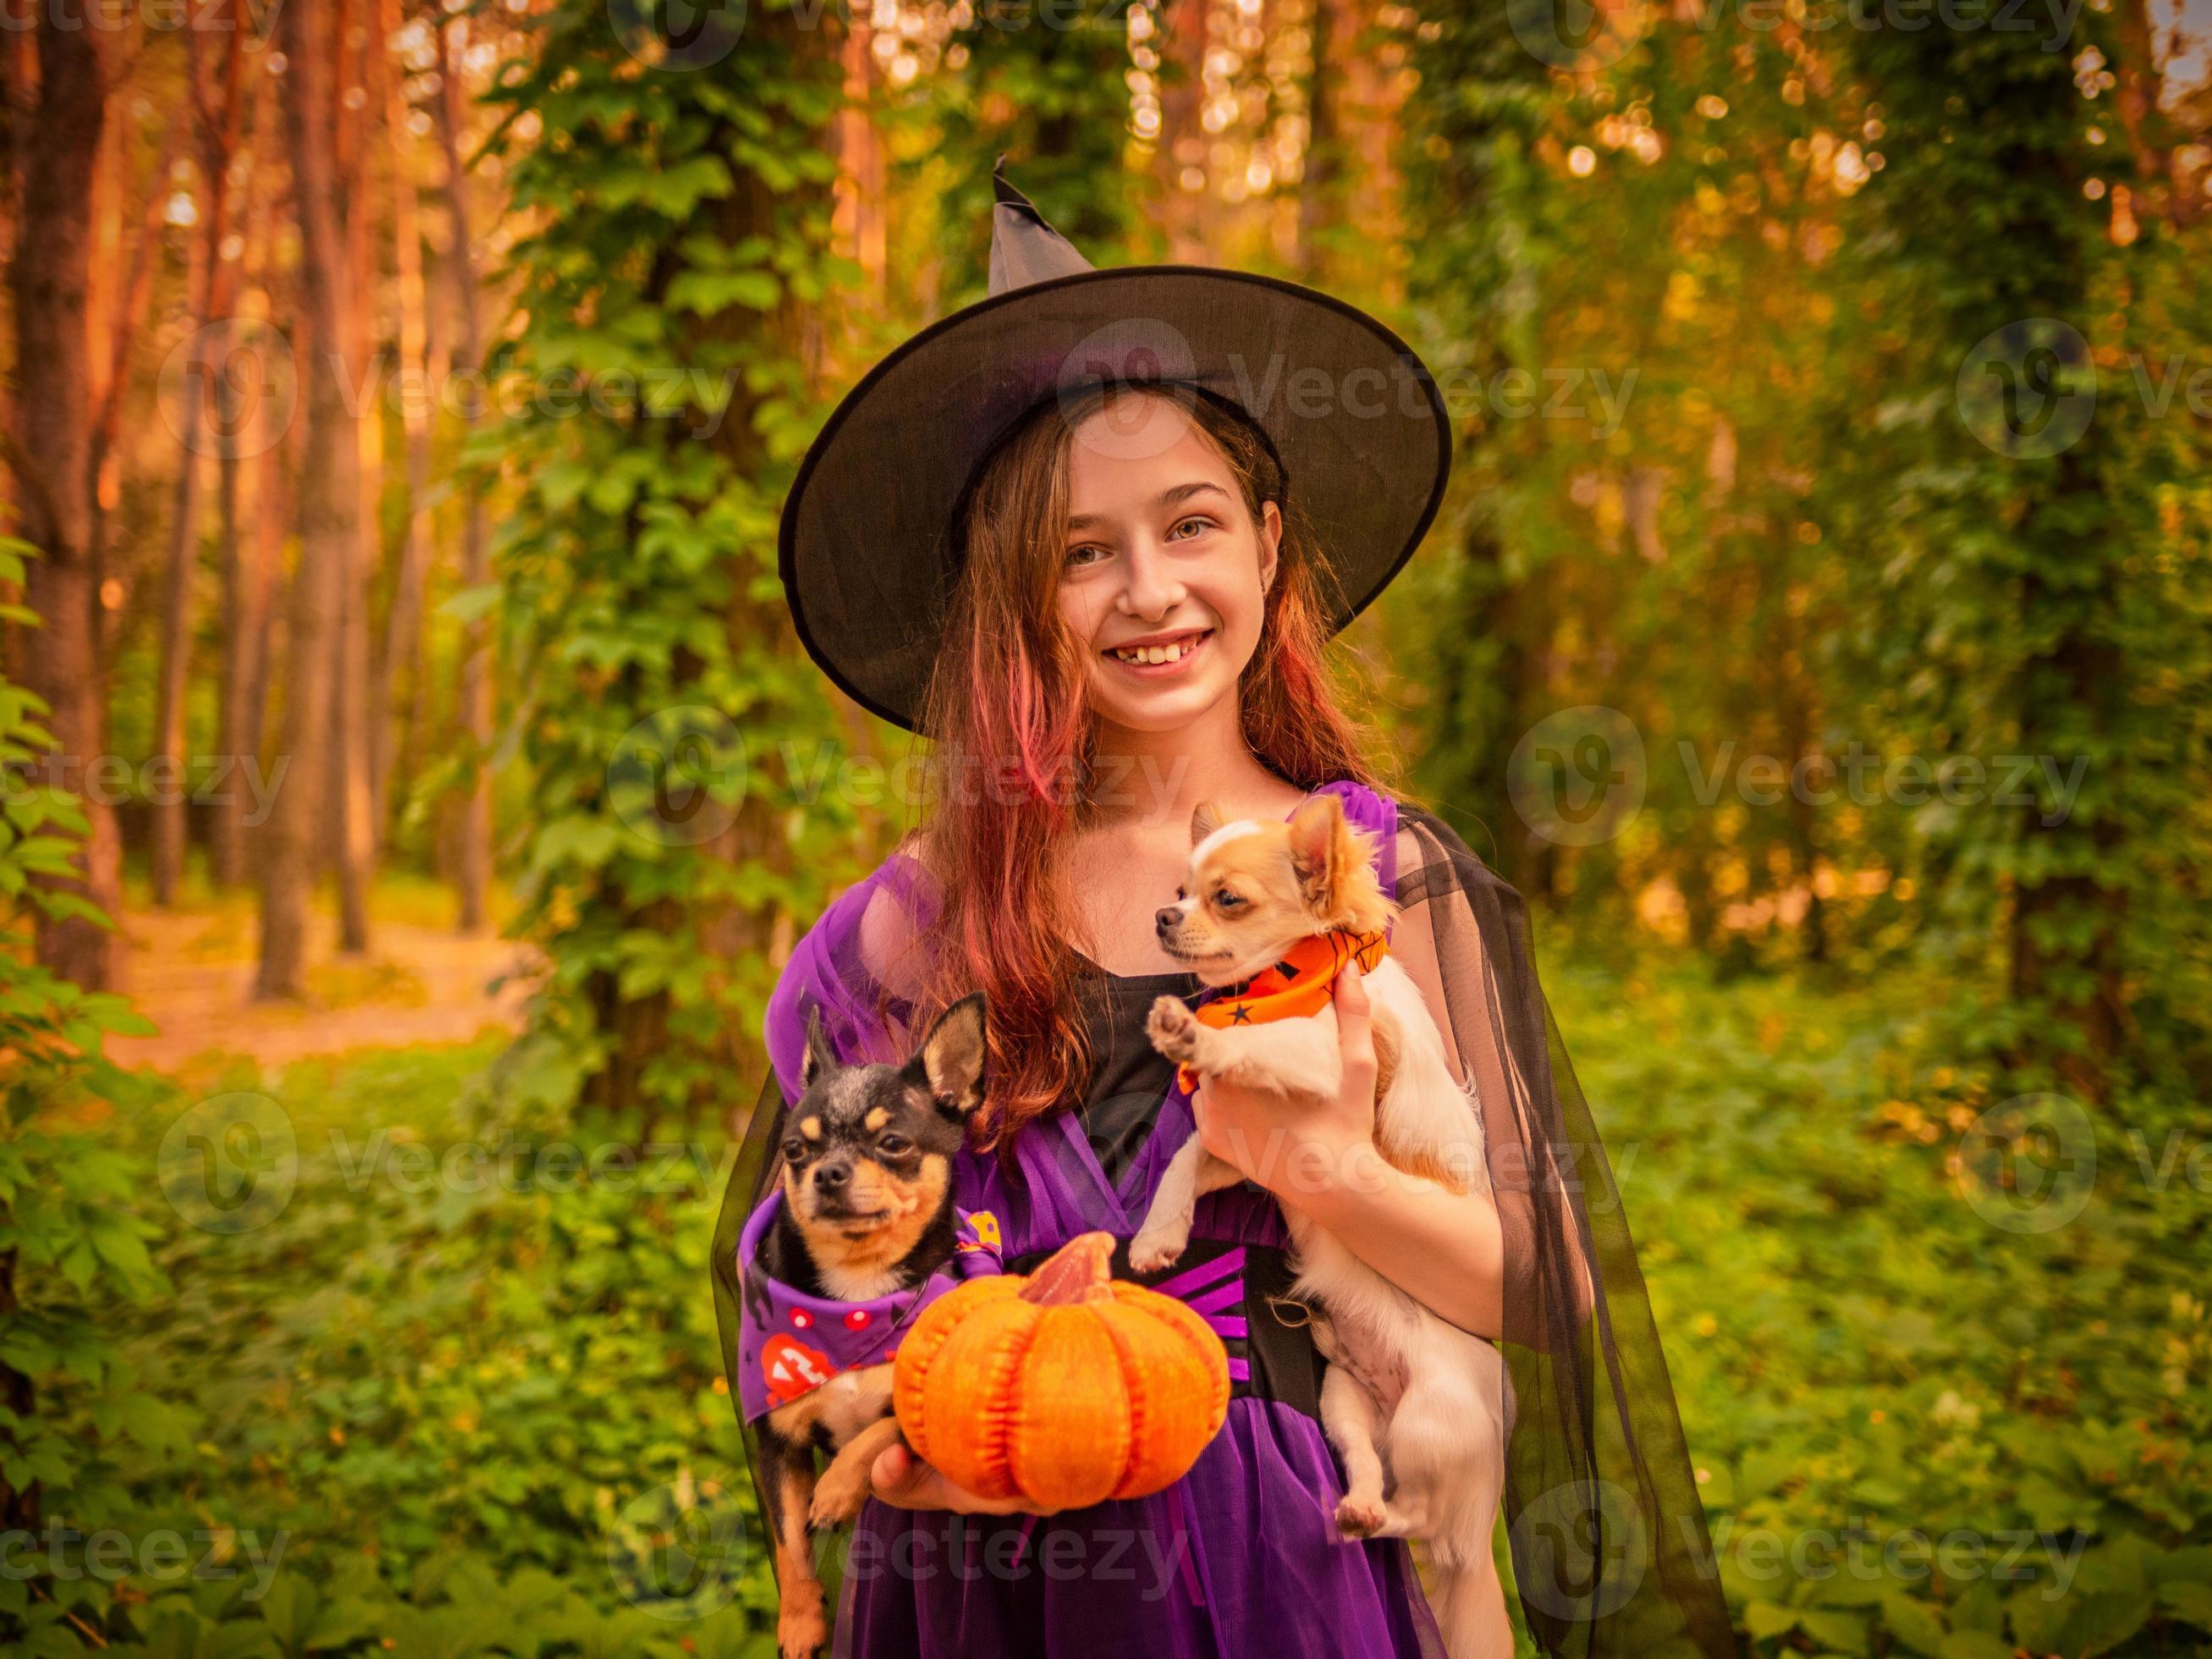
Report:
1116,538,1185,620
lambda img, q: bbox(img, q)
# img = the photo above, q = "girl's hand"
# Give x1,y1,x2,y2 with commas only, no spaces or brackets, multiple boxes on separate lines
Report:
1191,957,1379,1198
868,1440,1061,1517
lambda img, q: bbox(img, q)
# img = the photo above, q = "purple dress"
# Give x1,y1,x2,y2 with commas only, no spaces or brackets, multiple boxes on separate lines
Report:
712,776,1738,1659
751,782,1444,1658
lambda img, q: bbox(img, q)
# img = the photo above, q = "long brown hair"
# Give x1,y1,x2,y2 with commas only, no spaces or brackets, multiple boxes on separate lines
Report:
913,383,1389,1165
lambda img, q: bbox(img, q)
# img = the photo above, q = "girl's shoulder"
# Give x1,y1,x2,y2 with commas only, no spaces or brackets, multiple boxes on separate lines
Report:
1312,780,1500,906
1308,776,1404,891
762,840,944,1100
1310,775,1397,828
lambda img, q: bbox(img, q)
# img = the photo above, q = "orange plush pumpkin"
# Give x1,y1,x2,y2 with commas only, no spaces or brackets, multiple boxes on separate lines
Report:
891,1231,1230,1511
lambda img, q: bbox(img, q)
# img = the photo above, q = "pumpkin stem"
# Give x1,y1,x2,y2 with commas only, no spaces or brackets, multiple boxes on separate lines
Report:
1018,1231,1116,1305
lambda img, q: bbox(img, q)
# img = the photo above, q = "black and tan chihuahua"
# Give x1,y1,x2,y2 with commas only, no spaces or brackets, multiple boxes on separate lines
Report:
746,992,988,1659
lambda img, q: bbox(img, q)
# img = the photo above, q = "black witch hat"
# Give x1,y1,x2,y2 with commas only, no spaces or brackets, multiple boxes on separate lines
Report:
777,155,1453,733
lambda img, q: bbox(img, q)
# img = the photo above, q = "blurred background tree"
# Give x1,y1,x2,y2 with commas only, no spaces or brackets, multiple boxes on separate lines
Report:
7,0,2201,1107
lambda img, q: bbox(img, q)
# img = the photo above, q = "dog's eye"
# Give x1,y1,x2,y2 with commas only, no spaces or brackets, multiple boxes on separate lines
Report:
780,1138,806,1163
1173,886,1186,901
878,1133,912,1155
1214,890,1245,910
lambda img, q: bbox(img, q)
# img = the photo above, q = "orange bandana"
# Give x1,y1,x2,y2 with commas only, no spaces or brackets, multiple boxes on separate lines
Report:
1174,928,1390,1097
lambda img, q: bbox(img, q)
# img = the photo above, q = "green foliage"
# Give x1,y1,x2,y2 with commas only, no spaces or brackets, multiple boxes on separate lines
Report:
22,956,2199,1655
1840,10,2212,1093
1393,1,2212,1096
83,1549,769,1659
0,543,173,1648
76,1041,773,1653
926,0,1142,294
482,3,868,1119
1552,945,2211,1659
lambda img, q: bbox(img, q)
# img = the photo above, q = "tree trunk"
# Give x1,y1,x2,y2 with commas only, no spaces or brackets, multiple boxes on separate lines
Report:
8,19,119,990
830,14,886,294
641,7,837,1116
1297,0,1343,279
370,0,432,850
212,65,283,888
151,234,211,908
332,514,376,951
240,424,289,825
2009,490,2126,1102
88,103,179,672
1,27,30,248
1153,0,1207,261
1777,593,1828,966
151,25,246,906
259,0,363,999
436,10,492,934
331,1,375,955
210,438,246,885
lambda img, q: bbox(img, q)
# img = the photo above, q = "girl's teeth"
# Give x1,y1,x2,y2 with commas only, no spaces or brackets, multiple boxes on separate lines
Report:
1115,635,1200,664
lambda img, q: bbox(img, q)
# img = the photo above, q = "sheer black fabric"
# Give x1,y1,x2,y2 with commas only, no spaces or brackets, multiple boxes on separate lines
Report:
1389,804,1731,1656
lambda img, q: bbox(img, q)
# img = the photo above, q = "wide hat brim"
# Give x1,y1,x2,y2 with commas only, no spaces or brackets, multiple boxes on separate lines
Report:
779,218,1452,734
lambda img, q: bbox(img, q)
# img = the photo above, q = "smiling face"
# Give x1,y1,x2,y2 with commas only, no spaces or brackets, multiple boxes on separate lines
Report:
1054,392,1283,735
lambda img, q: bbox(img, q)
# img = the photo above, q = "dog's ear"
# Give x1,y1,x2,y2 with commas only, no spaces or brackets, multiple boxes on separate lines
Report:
1191,801,1222,847
908,992,988,1121
801,1004,839,1090
1286,791,1355,911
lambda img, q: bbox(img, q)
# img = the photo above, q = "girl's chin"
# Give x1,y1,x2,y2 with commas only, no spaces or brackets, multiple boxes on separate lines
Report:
1086,677,1231,732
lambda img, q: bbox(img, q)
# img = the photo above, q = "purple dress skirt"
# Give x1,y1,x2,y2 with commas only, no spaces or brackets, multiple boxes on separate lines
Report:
725,782,1450,1658
828,978,1448,1658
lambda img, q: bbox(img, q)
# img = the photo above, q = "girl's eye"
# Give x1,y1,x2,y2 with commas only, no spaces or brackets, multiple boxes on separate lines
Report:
1169,515,1214,541
1065,543,1109,568
878,1134,911,1155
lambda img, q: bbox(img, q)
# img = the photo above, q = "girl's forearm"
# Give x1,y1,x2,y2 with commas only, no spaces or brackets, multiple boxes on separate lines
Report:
1268,1133,1505,1342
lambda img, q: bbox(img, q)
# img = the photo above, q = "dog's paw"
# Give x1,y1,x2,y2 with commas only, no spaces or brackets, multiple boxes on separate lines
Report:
1147,995,1202,1063
1334,1493,1389,1539
777,1594,828,1659
1129,1226,1191,1273
808,1463,870,1530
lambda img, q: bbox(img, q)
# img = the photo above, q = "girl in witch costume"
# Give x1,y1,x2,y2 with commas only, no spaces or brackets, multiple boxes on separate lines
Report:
710,158,1735,1659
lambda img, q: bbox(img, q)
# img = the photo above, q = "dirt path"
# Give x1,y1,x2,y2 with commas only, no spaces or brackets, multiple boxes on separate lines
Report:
106,894,542,1074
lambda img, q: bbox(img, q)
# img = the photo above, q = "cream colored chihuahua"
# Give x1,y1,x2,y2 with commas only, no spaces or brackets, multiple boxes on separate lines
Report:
1131,792,1510,1659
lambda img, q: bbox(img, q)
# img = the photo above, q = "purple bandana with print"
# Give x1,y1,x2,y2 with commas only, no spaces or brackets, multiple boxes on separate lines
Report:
734,1189,1006,1425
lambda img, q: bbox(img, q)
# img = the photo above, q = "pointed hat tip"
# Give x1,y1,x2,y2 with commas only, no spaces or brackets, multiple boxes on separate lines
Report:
986,154,1096,293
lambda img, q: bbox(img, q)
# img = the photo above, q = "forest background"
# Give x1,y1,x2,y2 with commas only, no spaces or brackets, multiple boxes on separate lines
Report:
1,0,2209,1653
